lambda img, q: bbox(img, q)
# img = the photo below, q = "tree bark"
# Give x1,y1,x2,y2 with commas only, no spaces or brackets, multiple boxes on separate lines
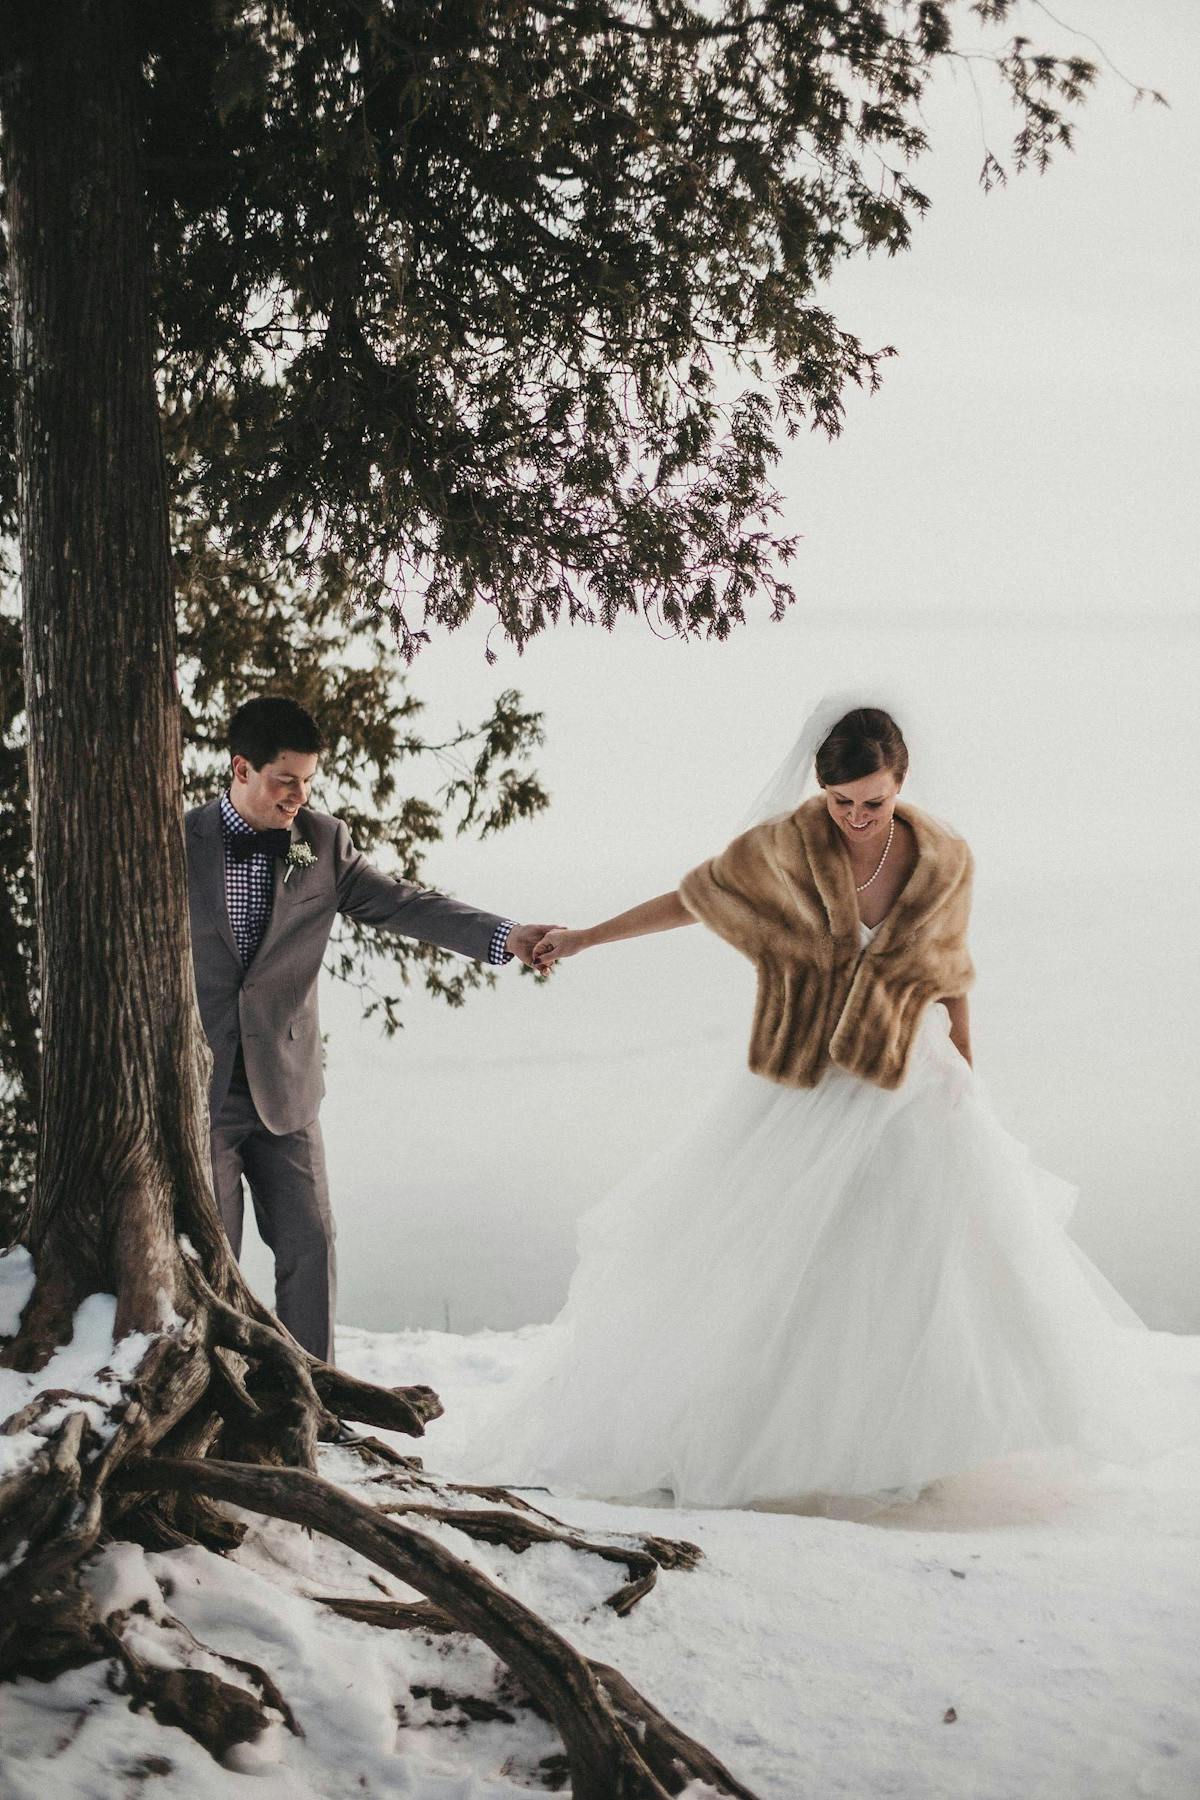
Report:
1,0,226,1363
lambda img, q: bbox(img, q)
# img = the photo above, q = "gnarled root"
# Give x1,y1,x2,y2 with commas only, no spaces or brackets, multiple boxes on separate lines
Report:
0,1322,212,1672
372,1499,697,1618
118,1455,758,1800
311,1362,443,1436
188,1257,440,1451
313,1594,460,1635
104,1617,303,1764
3,1290,752,1794
348,1457,702,1619
0,1411,104,1676
310,1597,758,1797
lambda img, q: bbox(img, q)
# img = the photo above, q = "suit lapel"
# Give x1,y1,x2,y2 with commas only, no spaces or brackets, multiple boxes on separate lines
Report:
187,798,242,968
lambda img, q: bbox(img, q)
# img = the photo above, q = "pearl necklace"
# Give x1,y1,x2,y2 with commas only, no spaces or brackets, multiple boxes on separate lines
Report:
853,815,895,893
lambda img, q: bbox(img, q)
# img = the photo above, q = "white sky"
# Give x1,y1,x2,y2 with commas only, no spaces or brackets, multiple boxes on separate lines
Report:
790,0,1199,626
240,2,1200,1339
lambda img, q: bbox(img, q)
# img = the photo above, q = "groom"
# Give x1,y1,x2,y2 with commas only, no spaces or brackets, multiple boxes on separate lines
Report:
186,694,552,1363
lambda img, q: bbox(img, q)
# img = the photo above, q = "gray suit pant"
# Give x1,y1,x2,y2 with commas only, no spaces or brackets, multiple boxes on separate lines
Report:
210,1076,336,1363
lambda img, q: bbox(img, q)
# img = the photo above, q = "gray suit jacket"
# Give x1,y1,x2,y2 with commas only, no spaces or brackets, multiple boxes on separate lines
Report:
186,798,507,1135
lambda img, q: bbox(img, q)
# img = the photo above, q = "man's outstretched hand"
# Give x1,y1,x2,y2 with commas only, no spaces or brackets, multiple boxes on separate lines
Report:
506,922,566,969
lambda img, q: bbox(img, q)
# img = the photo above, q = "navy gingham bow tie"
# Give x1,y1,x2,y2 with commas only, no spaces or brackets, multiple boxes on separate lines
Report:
227,828,292,862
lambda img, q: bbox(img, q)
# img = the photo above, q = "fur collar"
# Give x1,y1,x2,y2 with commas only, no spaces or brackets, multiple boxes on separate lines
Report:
788,793,973,955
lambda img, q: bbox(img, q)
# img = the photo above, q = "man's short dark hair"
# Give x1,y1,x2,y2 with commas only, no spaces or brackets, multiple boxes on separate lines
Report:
229,696,323,769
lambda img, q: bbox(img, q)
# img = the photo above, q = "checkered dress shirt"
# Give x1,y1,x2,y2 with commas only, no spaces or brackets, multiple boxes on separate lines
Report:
489,920,515,965
220,790,275,965
220,789,515,967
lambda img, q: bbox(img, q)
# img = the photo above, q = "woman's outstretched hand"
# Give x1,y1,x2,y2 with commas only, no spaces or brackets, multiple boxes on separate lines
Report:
532,926,585,970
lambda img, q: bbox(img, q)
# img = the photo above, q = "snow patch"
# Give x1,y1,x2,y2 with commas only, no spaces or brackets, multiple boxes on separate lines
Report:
81,1542,167,1625
0,1245,36,1337
0,1290,159,1480
222,1721,286,1773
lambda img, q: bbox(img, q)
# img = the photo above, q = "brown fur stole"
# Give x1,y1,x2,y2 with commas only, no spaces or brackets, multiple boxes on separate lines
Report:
678,794,974,1090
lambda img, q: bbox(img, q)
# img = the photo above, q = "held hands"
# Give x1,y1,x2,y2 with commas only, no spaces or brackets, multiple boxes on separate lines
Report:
531,926,585,971
503,922,585,972
505,923,568,969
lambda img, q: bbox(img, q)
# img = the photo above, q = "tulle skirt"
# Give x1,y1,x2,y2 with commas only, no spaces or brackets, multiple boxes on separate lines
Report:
461,1003,1197,1510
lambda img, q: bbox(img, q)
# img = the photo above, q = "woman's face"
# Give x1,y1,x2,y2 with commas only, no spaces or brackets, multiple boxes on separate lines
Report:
822,766,903,847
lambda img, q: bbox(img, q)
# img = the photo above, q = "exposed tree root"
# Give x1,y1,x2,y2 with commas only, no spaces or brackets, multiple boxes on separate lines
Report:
370,1499,695,1618
2,1286,752,1793
118,1455,757,1799
0,1394,309,1763
0,1411,104,1676
346,1455,702,1617
310,1362,443,1437
185,1260,329,1467
313,1594,460,1635
309,1596,759,1796
105,1618,303,1763
327,1430,426,1469
0,1317,216,1671
187,1255,444,1449
587,1658,759,1800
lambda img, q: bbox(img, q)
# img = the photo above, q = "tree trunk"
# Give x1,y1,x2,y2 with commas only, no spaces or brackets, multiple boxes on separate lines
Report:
1,0,225,1364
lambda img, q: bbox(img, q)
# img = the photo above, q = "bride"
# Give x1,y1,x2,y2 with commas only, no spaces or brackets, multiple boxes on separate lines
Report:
461,696,1195,1514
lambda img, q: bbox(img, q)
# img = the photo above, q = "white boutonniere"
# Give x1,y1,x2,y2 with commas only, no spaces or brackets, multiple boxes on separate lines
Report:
283,842,317,884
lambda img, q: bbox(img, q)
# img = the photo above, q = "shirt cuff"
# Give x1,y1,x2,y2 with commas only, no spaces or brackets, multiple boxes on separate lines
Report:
488,919,516,966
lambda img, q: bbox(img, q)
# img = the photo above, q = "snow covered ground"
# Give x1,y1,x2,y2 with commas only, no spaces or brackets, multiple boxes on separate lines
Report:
2,1303,1198,1799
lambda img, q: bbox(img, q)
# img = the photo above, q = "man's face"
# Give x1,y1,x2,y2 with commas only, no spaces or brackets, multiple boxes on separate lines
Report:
230,747,319,832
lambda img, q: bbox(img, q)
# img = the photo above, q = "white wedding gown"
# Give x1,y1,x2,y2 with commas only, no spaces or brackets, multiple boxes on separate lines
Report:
463,920,1196,1512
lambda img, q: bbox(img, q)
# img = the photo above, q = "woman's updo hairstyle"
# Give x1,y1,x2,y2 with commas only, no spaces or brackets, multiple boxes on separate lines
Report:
815,707,908,788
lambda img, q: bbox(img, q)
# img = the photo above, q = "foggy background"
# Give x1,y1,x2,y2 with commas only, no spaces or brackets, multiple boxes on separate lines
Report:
239,3,1200,1336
